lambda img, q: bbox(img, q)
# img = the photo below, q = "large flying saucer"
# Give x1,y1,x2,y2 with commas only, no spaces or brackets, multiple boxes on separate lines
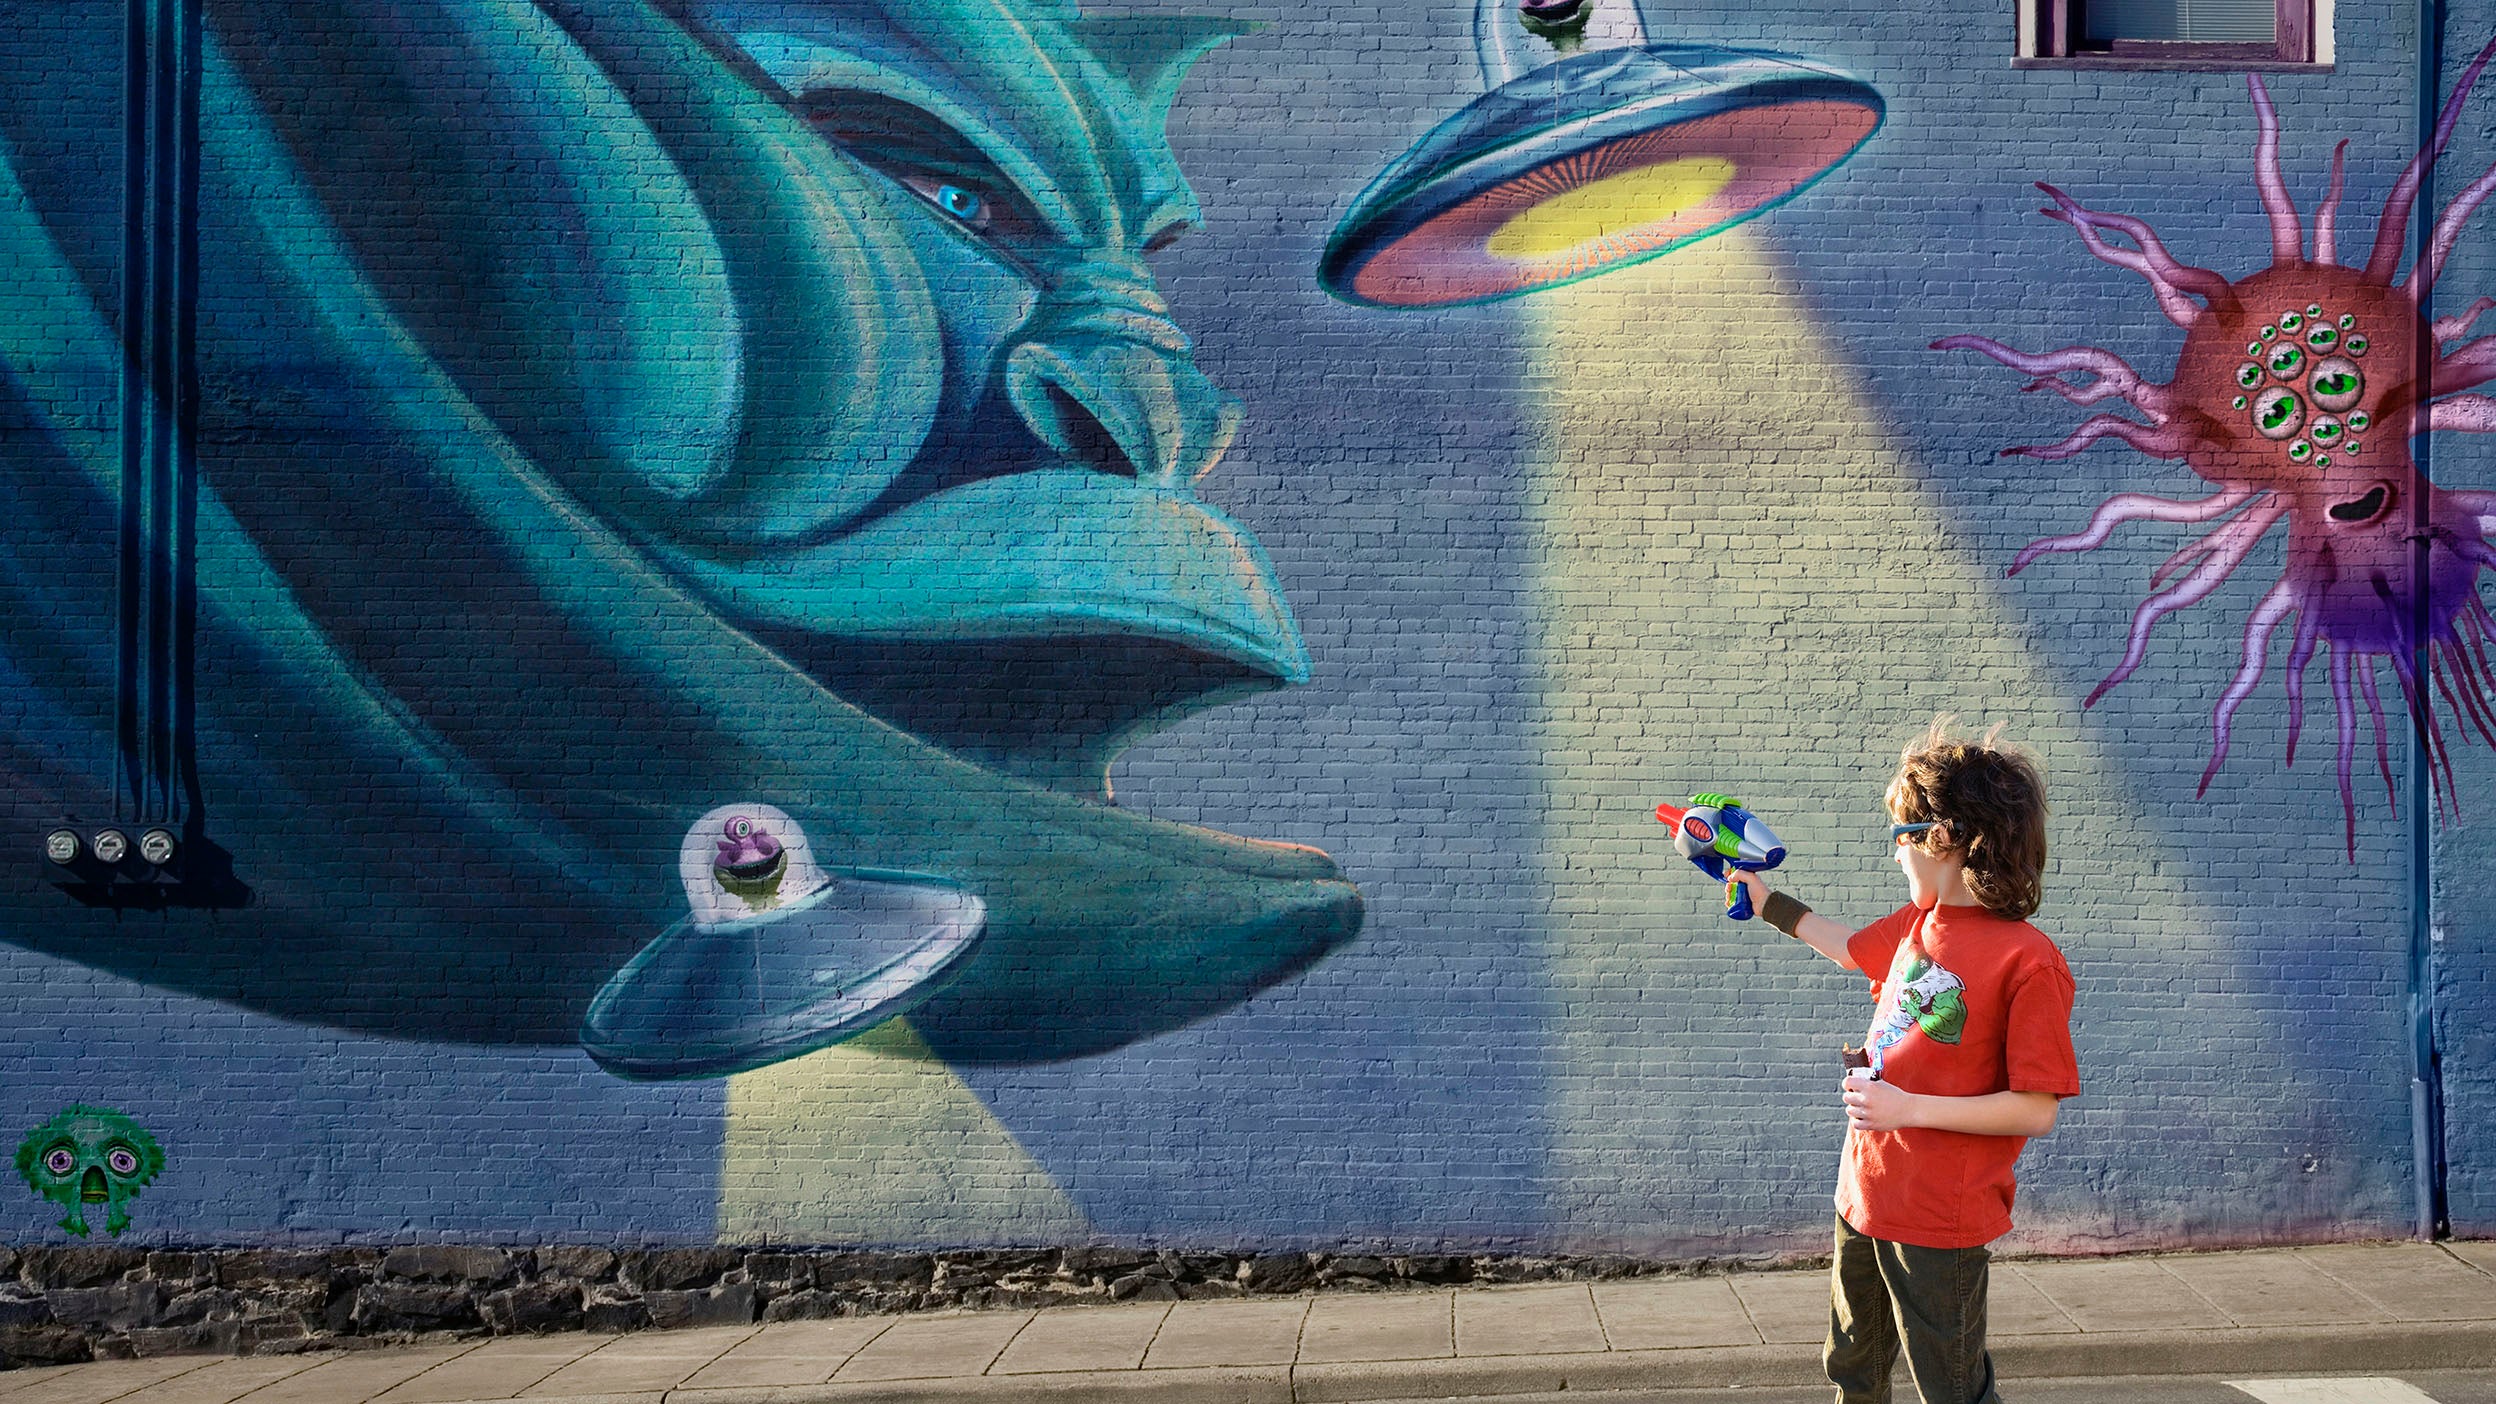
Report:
1321,2,1883,308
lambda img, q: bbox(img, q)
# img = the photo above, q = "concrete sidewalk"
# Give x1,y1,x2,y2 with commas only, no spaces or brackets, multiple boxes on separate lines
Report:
4,1242,2493,1404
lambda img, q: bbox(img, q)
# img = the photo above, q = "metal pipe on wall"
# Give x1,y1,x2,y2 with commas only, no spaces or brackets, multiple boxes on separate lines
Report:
2409,0,2451,1243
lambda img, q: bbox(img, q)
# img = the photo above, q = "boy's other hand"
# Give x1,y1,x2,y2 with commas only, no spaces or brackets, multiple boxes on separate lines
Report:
1842,1079,2063,1137
1842,1074,1917,1133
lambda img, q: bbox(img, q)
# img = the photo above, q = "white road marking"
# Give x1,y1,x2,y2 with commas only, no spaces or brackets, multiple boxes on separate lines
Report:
2227,1379,2443,1404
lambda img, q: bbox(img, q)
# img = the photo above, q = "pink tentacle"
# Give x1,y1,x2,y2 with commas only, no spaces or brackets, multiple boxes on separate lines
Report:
2414,157,2496,302
2025,375,2175,414
2463,599,2496,713
2198,577,2298,796
2449,490,2496,537
2008,486,2260,576
2248,75,2305,266
2465,598,2496,699
2429,675,2464,820
2083,500,2288,706
2151,538,2213,590
2436,643,2496,751
2282,601,2321,766
2394,655,2458,815
2438,337,2496,391
2036,185,2230,327
2371,31,2496,282
2427,394,2496,433
2331,651,2358,858
2002,413,2194,463
2357,659,2397,807
2314,140,2349,266
2149,508,2264,588
2046,200,2236,301
2042,211,2203,327
2432,298,2494,345
1932,336,2173,416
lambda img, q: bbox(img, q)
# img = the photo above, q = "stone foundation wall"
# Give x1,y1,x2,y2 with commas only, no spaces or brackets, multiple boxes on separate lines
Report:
0,1244,1789,1369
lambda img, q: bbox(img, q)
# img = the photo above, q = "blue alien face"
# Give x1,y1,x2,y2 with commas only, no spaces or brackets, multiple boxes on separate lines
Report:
0,0,1359,1068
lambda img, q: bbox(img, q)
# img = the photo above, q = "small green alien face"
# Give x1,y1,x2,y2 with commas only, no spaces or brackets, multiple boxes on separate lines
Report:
15,1106,163,1238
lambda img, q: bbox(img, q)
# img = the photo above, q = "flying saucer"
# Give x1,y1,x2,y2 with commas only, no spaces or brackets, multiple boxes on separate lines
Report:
579,804,986,1079
1321,0,1884,308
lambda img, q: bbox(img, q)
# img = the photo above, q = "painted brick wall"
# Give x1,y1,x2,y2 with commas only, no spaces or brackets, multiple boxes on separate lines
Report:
0,0,2490,1256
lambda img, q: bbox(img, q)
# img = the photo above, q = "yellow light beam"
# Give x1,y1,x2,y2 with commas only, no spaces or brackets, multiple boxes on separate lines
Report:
1522,230,2272,1253
719,1018,1089,1245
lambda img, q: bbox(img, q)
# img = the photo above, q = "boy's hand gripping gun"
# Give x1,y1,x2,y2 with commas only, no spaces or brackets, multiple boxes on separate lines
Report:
1652,793,1787,920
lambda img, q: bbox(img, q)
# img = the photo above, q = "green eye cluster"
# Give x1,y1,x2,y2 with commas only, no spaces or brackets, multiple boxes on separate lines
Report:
2239,306,2368,469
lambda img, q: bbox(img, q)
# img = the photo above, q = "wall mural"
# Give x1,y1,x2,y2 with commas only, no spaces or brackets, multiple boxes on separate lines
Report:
14,1107,163,1238
1938,38,2496,851
0,0,1361,1078
1321,0,1882,308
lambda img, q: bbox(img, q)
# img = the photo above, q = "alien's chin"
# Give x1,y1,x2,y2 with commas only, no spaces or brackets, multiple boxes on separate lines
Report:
659,468,1314,801
760,632,1276,799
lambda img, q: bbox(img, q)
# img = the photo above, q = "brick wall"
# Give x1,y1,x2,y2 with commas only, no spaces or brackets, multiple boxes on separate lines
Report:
0,0,2489,1264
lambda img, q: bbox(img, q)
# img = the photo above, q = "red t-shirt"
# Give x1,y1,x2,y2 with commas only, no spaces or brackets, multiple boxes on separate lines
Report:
1836,901,2080,1249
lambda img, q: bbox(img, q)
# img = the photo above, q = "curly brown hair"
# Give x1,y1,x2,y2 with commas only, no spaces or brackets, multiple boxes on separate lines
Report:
1884,716,2048,920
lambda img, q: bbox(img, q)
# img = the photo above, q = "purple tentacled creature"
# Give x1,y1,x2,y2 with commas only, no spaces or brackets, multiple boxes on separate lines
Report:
1936,38,2496,853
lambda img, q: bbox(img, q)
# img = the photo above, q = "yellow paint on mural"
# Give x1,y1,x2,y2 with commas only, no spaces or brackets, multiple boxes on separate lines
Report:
718,1019,1088,1244
1487,157,1736,260
1520,230,2257,1250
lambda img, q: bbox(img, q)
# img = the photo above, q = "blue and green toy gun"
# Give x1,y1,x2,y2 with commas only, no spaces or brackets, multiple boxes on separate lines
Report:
1652,792,1787,920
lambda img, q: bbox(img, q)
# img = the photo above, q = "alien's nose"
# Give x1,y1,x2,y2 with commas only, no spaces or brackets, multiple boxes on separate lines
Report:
1005,335,1243,485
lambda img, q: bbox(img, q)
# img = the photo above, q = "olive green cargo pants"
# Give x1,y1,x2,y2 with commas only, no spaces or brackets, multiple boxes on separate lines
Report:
1825,1213,2004,1404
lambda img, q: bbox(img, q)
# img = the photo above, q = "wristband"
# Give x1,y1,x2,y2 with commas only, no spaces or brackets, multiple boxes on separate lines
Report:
1761,890,1811,937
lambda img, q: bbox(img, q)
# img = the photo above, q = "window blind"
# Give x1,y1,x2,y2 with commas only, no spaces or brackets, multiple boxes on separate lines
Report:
2084,0,2276,42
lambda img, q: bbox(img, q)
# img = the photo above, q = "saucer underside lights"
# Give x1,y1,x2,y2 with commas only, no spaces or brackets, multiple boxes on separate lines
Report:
1323,44,1884,309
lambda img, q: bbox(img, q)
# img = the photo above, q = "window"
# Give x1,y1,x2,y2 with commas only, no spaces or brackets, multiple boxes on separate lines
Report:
2021,0,2326,67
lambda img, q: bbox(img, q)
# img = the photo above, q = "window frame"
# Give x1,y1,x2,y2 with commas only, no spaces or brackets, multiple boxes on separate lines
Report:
2017,0,2325,70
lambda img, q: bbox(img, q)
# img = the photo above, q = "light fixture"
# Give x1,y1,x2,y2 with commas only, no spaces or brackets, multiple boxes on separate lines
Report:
1321,0,1884,308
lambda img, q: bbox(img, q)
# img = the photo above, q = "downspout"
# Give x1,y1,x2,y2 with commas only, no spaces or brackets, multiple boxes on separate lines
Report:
2407,0,2451,1243
114,0,201,840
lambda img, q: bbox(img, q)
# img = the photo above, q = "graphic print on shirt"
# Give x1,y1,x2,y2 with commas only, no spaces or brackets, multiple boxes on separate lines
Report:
1863,944,1968,1075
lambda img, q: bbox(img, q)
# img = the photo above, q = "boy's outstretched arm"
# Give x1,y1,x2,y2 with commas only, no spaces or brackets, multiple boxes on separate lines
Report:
1729,871,1857,970
1844,1082,2061,1137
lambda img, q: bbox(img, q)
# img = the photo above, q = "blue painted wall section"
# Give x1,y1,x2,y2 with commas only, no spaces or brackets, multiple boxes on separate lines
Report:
0,0,2492,1250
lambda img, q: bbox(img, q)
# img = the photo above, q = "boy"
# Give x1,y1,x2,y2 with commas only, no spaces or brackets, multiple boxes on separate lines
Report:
1732,720,2078,1404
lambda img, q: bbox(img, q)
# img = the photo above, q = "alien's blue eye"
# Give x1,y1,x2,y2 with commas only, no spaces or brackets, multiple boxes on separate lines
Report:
42,1146,74,1176
106,1147,139,1176
935,185,984,222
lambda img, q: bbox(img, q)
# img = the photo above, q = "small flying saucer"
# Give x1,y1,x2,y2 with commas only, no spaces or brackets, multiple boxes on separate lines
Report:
1321,0,1884,308
579,804,986,1079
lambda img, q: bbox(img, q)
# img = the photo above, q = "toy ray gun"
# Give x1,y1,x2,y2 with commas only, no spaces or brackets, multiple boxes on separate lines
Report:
1653,792,1787,920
